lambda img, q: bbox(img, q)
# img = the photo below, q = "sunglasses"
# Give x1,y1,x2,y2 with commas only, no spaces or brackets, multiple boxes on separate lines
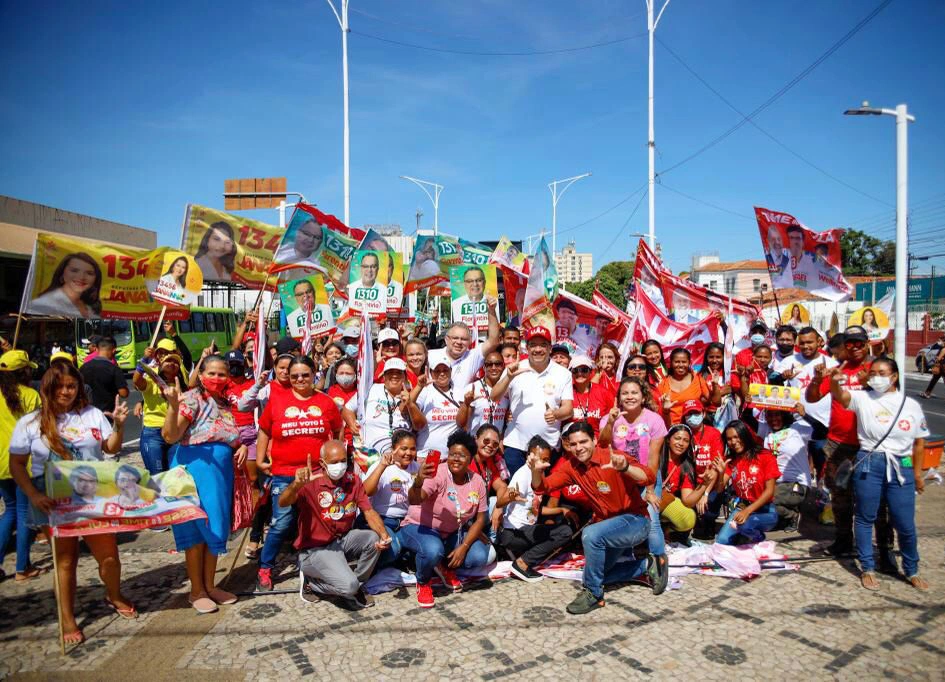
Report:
571,367,592,375
627,363,647,370
290,373,313,381
844,341,866,349
484,361,504,367
381,340,400,347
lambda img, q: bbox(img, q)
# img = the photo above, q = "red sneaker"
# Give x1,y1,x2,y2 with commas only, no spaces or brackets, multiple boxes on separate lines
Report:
256,568,273,592
435,564,463,592
416,581,435,608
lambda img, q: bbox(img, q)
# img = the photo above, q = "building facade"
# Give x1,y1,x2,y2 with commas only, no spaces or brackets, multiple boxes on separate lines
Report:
689,254,771,301
556,241,593,284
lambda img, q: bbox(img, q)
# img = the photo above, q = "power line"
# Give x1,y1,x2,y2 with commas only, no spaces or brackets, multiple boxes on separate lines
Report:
555,182,648,236
600,189,649,256
657,37,893,208
352,29,647,57
660,184,754,220
658,0,895,177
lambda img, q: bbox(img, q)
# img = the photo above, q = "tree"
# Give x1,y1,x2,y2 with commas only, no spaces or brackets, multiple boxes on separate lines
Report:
565,260,634,310
840,229,895,276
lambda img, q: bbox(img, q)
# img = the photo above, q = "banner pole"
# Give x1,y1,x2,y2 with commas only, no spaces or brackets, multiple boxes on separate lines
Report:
11,313,24,350
148,306,168,348
769,288,782,322
50,534,66,654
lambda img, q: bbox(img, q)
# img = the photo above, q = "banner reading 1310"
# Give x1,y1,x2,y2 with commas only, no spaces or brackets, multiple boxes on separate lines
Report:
180,204,282,289
21,233,187,321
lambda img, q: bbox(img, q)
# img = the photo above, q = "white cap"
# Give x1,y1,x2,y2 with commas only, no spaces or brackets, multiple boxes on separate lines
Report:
430,356,451,370
341,327,360,339
378,328,400,344
383,358,407,373
569,354,595,370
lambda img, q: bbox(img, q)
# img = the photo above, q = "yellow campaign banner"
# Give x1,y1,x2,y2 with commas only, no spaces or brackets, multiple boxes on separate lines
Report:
144,248,204,307
180,204,282,288
21,233,188,321
747,383,801,411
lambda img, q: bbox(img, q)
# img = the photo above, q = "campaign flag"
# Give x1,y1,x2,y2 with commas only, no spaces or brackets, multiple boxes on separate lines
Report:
45,461,206,537
21,233,186,321
347,250,389,316
180,204,281,288
754,206,852,302
631,286,723,367
144,249,203,307
385,252,405,315
592,287,633,344
278,273,336,341
489,236,529,276
356,308,374,420
253,298,266,380
449,264,498,330
459,238,493,267
633,239,670,312
848,305,891,341
405,233,465,295
521,237,556,336
553,289,613,356
501,268,528,326
271,204,361,291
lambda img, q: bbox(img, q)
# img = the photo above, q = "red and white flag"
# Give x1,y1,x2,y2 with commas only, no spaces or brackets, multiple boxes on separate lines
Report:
631,286,723,367
356,309,374,420
252,298,266,380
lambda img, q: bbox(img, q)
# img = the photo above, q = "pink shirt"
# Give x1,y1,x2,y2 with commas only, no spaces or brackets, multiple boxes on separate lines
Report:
600,408,667,468
401,465,487,537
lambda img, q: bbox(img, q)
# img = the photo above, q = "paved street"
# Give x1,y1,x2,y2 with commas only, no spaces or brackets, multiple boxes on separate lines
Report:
2,440,945,681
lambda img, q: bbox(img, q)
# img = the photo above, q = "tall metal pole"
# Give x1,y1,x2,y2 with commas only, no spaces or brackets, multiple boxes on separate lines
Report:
400,176,443,235
646,0,671,250
326,0,351,225
548,172,591,255
894,103,909,384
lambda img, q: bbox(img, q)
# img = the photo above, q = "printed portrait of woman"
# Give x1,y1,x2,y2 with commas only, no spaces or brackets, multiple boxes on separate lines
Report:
30,252,103,319
194,221,236,281
161,256,189,290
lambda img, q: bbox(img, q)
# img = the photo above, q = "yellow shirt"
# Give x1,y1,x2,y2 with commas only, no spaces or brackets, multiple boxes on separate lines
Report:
141,375,169,428
0,385,42,479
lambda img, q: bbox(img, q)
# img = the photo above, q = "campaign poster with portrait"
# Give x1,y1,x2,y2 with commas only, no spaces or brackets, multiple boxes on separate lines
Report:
180,204,282,288
449,264,497,330
405,233,463,294
553,290,612,356
459,238,493,267
754,206,852,302
273,207,326,271
347,250,389,316
780,303,810,330
44,461,206,537
385,252,405,314
489,235,528,275
746,383,801,411
21,233,184,321
145,249,203,307
847,306,891,340
278,273,336,340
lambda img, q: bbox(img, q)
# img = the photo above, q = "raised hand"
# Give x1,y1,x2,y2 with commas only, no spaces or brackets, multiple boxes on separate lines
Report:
107,395,129,427
812,361,828,382
295,455,314,485
162,376,182,410
608,406,621,422
379,451,395,468
464,388,475,406
544,405,556,425
601,449,630,472
526,452,551,472
143,346,155,361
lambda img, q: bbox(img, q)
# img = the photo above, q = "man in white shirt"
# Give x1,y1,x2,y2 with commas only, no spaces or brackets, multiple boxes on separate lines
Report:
451,266,488,328
427,297,501,387
491,325,574,475
347,253,386,314
762,409,814,532
779,326,837,437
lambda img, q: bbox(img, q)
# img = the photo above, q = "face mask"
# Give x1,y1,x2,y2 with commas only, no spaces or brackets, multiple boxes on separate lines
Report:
336,374,356,388
202,377,228,394
868,376,892,393
750,333,765,346
344,344,358,357
777,343,794,356
325,462,347,480
685,414,704,428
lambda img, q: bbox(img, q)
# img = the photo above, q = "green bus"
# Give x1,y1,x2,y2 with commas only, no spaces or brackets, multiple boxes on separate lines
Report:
76,307,238,370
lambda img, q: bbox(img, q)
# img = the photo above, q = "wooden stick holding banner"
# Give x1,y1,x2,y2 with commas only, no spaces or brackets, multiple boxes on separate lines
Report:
148,305,168,349
11,312,24,350
50,535,66,654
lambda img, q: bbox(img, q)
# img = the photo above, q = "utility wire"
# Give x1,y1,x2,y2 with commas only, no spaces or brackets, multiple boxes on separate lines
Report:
555,182,649,236
661,184,754,220
600,189,649,256
352,29,647,56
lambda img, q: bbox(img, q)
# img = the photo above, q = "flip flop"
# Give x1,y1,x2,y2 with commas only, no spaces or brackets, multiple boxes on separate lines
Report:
62,629,85,645
860,572,880,591
208,588,238,605
105,597,139,619
908,575,930,591
189,596,218,614
15,567,43,582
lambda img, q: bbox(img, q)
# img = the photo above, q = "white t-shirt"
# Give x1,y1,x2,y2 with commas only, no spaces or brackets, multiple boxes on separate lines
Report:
427,346,485,389
502,464,539,530
786,354,838,427
451,295,488,328
415,384,462,454
503,361,574,450
463,378,510,436
848,390,930,458
364,460,418,518
386,279,404,311
10,407,113,477
764,422,813,486
346,384,411,453
346,281,387,314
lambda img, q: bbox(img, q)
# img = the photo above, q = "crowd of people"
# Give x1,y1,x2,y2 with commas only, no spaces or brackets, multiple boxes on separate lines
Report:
0,302,934,642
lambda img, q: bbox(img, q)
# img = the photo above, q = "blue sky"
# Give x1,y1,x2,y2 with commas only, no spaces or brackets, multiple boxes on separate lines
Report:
2,0,944,275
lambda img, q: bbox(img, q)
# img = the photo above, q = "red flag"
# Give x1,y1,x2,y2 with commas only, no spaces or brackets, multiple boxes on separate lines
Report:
591,287,632,344
252,298,266,380
631,286,723,367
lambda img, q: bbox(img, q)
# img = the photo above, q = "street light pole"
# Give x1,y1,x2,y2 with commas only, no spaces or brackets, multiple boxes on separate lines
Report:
548,172,591,254
844,101,915,387
400,176,443,235
646,0,671,250
326,0,351,226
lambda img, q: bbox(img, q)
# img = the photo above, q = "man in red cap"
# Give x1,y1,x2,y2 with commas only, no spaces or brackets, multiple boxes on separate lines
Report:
491,326,574,474
680,400,725,537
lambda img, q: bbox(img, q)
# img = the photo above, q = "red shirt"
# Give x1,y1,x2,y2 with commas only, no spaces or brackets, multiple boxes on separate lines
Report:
294,470,371,550
548,457,592,508
537,446,656,521
224,378,257,428
593,371,618,401
469,455,505,491
726,450,780,503
570,383,613,436
327,384,357,446
663,460,695,496
817,361,869,446
692,425,724,482
258,391,343,476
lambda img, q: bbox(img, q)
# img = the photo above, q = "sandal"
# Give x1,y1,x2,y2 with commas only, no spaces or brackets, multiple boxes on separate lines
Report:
15,567,43,582
189,596,218,614
244,543,260,560
860,571,880,591
105,597,139,619
208,588,238,605
62,629,86,645
908,575,930,591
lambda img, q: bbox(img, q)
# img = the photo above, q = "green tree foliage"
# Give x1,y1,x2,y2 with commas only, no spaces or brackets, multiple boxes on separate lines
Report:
565,260,634,310
840,229,896,276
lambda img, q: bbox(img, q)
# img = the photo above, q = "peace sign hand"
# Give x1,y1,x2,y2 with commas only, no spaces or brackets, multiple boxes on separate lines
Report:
526,452,551,472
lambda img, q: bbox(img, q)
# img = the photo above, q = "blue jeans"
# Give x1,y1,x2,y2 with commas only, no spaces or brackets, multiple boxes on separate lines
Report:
698,490,726,531
644,470,665,555
0,478,37,573
502,447,527,478
139,426,173,476
259,475,296,570
355,513,404,569
853,450,919,576
580,513,649,599
715,503,778,545
397,523,492,584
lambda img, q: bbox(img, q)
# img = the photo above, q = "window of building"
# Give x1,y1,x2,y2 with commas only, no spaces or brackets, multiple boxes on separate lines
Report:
753,279,761,292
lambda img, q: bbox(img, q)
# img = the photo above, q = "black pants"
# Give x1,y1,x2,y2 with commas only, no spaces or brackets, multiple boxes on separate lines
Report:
925,367,943,394
774,482,811,526
498,521,573,568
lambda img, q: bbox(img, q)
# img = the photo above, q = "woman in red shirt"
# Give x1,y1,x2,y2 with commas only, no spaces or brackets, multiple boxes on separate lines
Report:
641,339,668,388
713,420,780,545
592,342,619,399
327,358,358,448
254,356,343,591
658,424,719,544
569,355,613,437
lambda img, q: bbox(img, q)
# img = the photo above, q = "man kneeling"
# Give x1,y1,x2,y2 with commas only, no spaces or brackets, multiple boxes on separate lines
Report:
279,440,392,610
529,422,661,614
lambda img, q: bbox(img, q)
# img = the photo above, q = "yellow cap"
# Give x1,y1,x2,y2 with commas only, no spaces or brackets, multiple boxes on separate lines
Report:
50,351,75,365
157,338,177,352
0,350,38,371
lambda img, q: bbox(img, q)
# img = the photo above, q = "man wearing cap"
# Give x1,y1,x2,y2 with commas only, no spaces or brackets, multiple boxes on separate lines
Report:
79,336,129,420
680,400,726,537
550,344,571,369
341,358,425,454
806,325,872,555
735,320,770,368
491,326,574,475
82,335,103,365
427,298,501,389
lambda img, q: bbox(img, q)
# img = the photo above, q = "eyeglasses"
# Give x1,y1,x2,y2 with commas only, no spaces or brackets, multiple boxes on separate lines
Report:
571,367,592,375
446,335,470,343
290,373,313,381
446,451,469,460
627,364,647,370
844,341,866,349
75,477,97,485
464,278,485,284
484,361,504,367
480,439,500,448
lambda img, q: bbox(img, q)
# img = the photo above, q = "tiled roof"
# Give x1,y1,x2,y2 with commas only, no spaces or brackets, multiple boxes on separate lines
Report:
694,259,769,273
